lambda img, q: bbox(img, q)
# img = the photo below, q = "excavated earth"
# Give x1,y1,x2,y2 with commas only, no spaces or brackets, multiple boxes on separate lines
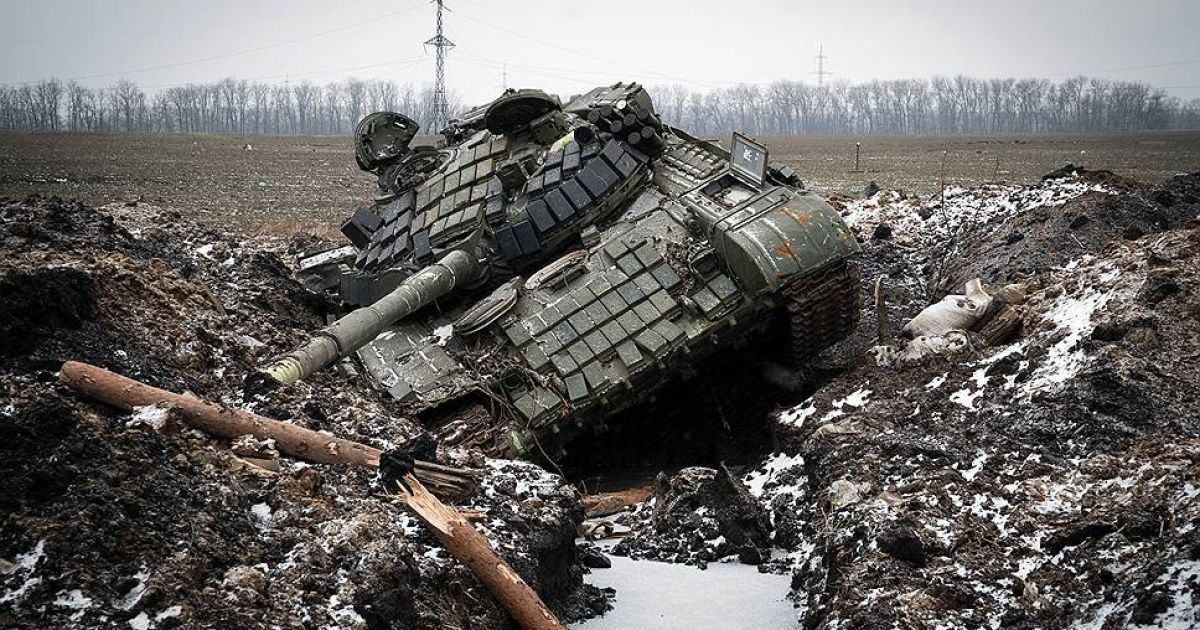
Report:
0,197,607,629
753,169,1200,628
4,166,1200,629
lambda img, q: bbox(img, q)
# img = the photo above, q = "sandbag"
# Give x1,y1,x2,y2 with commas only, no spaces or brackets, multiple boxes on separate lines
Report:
902,279,993,338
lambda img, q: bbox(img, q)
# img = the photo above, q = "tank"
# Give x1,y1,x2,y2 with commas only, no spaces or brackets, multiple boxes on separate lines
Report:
275,83,861,460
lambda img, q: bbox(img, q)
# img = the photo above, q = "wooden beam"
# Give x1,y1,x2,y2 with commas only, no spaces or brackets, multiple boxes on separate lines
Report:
394,475,566,630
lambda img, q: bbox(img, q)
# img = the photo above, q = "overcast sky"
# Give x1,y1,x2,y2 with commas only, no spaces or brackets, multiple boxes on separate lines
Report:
2,0,1198,104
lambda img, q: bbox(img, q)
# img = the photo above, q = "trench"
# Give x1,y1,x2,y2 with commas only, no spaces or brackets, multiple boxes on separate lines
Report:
571,542,798,629
557,319,825,628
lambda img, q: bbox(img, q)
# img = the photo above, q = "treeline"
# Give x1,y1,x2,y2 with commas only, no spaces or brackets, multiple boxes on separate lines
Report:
653,76,1200,135
0,77,461,134
2,75,1198,135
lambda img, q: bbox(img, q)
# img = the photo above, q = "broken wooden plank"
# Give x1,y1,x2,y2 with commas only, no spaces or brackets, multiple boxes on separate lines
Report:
582,485,654,518
393,475,566,630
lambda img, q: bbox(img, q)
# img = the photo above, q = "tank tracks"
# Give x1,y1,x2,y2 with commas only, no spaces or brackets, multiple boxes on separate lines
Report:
784,260,861,363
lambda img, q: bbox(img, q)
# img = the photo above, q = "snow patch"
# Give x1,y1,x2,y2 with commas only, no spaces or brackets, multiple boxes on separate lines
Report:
1019,280,1116,397
431,324,454,347
778,397,817,428
744,452,805,498
54,589,94,621
251,503,273,530
949,387,982,410
127,404,171,430
113,566,150,610
958,451,989,482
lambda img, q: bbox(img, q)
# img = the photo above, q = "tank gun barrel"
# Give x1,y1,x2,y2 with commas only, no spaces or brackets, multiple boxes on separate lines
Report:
261,249,480,385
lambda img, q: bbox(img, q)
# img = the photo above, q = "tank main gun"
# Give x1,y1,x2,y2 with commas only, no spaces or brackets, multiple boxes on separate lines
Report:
260,250,481,385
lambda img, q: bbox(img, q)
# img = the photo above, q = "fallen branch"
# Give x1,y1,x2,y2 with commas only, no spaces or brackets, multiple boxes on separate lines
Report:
58,360,475,499
59,360,564,630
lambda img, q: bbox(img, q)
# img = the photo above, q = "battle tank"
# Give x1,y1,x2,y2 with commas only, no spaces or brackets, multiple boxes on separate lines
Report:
269,83,861,460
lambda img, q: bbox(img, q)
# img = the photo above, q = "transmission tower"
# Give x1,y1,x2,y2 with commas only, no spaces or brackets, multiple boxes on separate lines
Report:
811,44,831,87
424,0,454,130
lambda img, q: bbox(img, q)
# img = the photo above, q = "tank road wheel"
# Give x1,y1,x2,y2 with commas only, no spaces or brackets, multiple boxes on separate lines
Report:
784,261,861,364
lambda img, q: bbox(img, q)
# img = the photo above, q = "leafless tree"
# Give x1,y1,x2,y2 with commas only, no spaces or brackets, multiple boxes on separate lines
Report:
2,75,1196,136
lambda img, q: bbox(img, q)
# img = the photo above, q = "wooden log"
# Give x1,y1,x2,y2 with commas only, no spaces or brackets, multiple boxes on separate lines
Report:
582,485,654,518
395,475,566,630
57,361,474,499
978,304,1023,346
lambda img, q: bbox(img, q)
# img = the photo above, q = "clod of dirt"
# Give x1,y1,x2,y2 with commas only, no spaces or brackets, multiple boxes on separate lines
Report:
877,522,928,567
577,543,612,569
0,268,95,357
612,466,771,567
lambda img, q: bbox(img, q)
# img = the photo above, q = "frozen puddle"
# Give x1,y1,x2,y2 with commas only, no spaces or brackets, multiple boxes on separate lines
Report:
574,546,798,629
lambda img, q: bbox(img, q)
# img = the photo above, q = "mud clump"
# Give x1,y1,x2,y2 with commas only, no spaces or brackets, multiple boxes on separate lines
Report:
0,196,601,629
0,268,95,357
612,466,771,568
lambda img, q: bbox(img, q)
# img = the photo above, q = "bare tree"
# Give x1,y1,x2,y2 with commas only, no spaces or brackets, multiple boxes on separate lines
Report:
2,74,1193,136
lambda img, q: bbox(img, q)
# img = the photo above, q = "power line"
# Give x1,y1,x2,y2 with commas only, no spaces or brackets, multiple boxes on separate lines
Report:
2,2,427,87
137,57,428,91
445,24,633,82
454,55,598,88
452,11,741,88
1043,57,1200,78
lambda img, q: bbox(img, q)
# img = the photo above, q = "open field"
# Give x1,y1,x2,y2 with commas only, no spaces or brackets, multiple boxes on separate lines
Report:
768,131,1200,197
1,131,1198,234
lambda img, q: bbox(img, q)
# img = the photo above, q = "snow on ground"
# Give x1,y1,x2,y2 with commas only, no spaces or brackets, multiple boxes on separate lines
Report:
840,176,1114,249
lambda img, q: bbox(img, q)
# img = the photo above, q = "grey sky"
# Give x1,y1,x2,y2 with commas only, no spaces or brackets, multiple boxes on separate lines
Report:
2,0,1198,104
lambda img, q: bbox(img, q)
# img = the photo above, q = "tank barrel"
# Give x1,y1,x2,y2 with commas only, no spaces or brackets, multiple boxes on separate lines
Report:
261,249,480,385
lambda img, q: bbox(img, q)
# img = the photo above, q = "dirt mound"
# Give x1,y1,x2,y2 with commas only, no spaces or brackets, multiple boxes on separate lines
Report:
611,467,771,568
0,197,602,628
937,172,1200,288
737,172,1200,627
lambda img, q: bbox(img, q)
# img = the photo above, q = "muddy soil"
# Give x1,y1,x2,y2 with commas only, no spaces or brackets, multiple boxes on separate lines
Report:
611,466,772,568
757,171,1200,627
4,166,1200,629
0,196,605,629
2,132,1198,231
